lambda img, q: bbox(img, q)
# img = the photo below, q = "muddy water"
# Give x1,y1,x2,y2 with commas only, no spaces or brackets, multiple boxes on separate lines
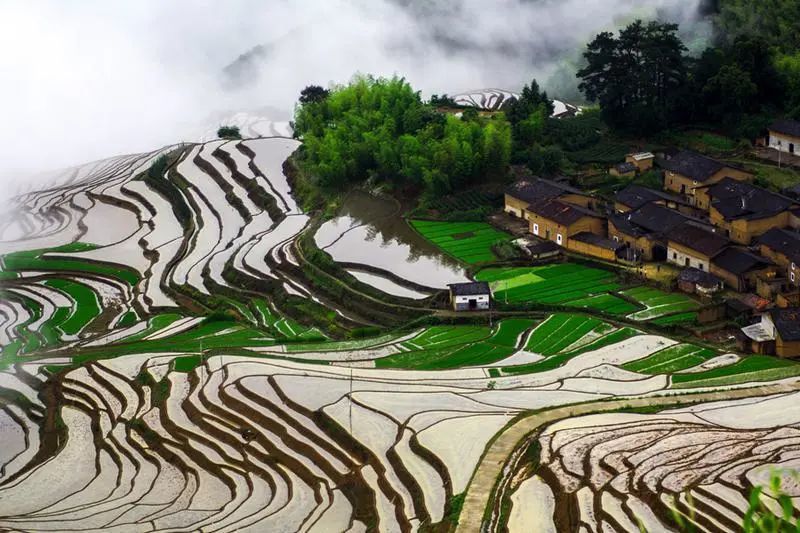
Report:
315,190,469,289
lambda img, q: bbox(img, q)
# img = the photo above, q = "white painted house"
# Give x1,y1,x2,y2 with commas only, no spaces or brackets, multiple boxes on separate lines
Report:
767,119,800,155
447,282,491,311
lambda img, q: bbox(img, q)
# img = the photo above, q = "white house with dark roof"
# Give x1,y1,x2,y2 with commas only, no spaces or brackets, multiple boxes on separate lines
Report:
447,282,491,311
768,119,800,155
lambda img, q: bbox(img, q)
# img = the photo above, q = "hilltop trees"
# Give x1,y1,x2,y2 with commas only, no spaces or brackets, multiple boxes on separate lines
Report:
298,85,330,105
292,75,511,199
577,20,688,134
505,79,553,147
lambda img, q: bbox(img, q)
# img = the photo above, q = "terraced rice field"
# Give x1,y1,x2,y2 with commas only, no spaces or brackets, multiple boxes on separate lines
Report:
520,392,800,532
671,355,800,388
622,343,717,374
2,130,800,531
410,220,512,264
476,264,622,306
376,318,535,369
621,286,700,321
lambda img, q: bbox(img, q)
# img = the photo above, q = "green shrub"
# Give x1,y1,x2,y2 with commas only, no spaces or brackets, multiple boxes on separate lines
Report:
217,125,242,139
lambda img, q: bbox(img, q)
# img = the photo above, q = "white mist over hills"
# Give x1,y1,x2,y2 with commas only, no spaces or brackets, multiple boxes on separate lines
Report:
0,0,706,198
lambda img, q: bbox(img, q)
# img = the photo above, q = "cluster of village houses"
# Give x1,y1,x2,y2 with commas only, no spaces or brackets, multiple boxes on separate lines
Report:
500,120,800,357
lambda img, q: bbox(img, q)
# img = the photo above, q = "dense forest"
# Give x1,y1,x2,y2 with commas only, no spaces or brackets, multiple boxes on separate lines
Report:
292,76,511,200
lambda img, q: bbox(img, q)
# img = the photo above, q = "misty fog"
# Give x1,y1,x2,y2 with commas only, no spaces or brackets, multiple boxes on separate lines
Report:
0,0,706,196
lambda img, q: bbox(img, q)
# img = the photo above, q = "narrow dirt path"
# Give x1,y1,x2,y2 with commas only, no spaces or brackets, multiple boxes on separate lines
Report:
456,381,800,533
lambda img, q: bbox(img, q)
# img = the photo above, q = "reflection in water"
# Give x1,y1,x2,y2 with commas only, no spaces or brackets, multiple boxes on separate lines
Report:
346,270,431,300
315,190,469,289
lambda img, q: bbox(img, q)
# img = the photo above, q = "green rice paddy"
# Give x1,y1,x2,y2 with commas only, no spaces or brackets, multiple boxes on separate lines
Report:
376,319,535,370
623,343,716,374
1,243,141,286
621,287,699,321
476,264,622,306
671,355,800,388
409,220,512,264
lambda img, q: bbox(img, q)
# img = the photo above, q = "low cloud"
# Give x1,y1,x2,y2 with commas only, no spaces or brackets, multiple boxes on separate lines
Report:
0,0,705,197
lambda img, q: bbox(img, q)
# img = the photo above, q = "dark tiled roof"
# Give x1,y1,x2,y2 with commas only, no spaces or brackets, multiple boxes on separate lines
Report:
505,178,585,204
784,183,800,198
678,267,723,288
758,228,800,263
571,232,623,251
614,185,685,210
614,162,637,174
627,203,689,234
769,307,800,341
609,213,649,238
707,178,795,222
658,150,725,182
526,198,601,226
526,240,560,254
711,248,773,275
668,222,729,257
448,282,490,296
769,119,800,138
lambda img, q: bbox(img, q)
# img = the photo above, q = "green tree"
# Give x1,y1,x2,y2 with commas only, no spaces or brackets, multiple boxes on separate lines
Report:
217,125,241,139
505,79,553,146
293,74,511,197
298,85,330,105
577,20,688,133
702,64,758,125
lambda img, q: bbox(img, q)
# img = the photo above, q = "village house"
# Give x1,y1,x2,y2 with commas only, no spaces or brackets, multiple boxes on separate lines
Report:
758,228,800,287
740,307,800,358
703,178,797,244
710,247,775,292
767,119,800,156
447,282,491,311
504,178,594,218
677,267,724,297
659,150,752,208
525,240,561,260
625,152,655,172
567,232,624,262
666,222,729,272
524,197,607,250
609,204,692,261
613,184,694,215
609,162,636,178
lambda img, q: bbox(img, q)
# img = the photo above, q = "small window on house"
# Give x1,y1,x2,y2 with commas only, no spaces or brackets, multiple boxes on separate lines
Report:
673,252,677,259
699,263,704,271
792,272,796,283
556,234,563,245
533,223,539,235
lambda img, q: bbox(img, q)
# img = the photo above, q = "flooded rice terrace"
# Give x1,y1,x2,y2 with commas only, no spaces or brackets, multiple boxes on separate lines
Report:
314,190,470,295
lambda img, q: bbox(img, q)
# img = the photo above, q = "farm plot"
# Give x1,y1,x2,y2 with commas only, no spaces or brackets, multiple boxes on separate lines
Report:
564,293,638,315
0,347,681,533
376,319,535,370
671,355,800,389
528,392,800,532
1,242,140,286
622,286,699,321
476,264,622,306
499,314,640,375
622,343,718,374
410,220,511,264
